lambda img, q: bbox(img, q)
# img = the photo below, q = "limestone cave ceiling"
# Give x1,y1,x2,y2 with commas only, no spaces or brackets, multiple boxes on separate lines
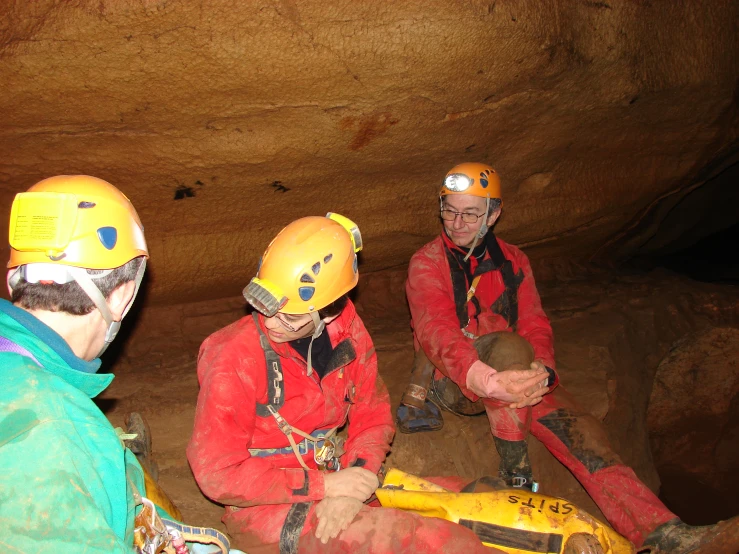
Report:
1,1,737,303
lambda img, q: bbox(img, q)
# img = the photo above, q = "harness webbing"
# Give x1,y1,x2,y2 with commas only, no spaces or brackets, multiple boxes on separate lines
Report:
444,232,523,332
250,313,348,471
253,312,286,417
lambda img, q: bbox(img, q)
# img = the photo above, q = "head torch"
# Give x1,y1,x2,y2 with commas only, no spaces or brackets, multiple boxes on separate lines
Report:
442,173,473,193
243,277,288,317
326,212,363,253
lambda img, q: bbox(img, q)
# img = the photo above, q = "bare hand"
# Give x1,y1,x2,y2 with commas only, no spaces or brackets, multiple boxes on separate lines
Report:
323,467,379,502
314,496,364,544
508,359,550,408
467,360,548,406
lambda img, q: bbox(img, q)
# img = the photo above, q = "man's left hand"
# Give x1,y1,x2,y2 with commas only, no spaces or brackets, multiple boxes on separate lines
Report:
314,496,364,544
508,359,550,409
530,359,547,374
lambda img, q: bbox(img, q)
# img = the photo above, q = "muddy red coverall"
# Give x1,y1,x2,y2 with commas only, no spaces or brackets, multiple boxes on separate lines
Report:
187,301,493,554
406,233,676,546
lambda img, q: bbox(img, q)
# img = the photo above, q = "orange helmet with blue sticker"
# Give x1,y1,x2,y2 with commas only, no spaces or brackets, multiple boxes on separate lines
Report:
440,162,502,200
244,213,362,316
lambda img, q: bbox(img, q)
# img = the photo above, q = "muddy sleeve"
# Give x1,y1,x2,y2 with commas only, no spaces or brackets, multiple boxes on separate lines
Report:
0,420,136,553
341,318,395,474
509,246,557,376
406,251,480,392
186,337,325,507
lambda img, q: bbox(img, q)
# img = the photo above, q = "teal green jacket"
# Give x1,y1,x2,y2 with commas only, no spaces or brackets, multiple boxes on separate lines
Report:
0,299,144,553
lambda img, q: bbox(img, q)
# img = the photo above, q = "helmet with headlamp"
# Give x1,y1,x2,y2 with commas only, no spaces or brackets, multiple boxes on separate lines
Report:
243,212,362,318
439,163,502,260
440,162,501,200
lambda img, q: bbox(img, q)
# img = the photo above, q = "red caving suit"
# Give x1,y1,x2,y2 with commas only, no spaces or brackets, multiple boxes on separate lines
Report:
406,232,676,546
187,301,494,554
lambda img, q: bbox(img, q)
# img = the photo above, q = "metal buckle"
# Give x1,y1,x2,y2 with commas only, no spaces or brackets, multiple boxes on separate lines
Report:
314,437,336,466
511,476,528,488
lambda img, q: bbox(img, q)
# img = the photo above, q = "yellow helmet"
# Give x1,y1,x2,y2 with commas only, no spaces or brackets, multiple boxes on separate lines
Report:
8,175,148,270
440,162,502,200
244,213,362,316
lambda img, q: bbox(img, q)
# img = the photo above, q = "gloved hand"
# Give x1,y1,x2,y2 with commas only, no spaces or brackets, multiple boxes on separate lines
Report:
466,360,549,408
323,467,379,501
314,496,364,544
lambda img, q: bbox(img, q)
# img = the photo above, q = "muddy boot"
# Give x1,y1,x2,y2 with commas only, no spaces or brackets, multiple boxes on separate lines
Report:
396,399,444,433
639,516,739,554
124,412,159,481
493,437,538,491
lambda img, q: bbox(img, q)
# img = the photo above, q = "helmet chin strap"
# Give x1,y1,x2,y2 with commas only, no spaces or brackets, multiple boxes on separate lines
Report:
9,260,147,358
68,260,147,357
305,311,326,377
463,197,491,262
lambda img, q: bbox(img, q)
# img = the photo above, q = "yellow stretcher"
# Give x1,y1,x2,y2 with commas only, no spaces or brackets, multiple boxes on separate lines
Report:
376,469,635,554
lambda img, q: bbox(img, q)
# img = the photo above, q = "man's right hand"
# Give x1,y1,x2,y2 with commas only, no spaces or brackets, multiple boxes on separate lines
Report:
323,467,379,502
466,360,548,407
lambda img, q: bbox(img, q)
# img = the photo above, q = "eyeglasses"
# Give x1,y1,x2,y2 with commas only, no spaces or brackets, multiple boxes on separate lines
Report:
440,209,485,224
274,312,312,333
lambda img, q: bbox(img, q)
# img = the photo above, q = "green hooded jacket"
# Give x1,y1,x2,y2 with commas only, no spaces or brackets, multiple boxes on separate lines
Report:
0,299,144,553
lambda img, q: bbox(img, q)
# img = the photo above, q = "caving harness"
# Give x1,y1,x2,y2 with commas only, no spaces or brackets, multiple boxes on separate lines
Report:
248,313,347,472
444,231,524,339
0,336,231,554
426,232,524,415
129,480,231,554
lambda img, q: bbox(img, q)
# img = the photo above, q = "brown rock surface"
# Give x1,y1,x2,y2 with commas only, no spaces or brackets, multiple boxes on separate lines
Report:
647,327,739,524
1,1,737,302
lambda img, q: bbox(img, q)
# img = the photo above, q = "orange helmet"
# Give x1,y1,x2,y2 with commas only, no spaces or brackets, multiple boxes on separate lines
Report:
440,162,501,200
7,175,149,355
8,175,148,270
244,213,362,316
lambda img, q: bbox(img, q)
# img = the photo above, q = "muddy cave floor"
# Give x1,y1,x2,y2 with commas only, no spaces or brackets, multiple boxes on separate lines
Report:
97,267,739,533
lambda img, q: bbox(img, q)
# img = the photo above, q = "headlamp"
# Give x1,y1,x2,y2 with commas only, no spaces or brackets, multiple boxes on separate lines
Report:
443,173,473,192
243,277,288,317
326,212,363,253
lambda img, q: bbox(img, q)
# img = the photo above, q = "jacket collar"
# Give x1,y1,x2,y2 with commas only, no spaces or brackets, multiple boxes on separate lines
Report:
255,300,358,365
0,299,112,397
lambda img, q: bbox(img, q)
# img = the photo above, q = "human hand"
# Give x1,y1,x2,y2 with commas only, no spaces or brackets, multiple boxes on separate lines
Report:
314,496,364,544
323,467,379,501
466,360,549,407
506,359,553,408
530,359,547,373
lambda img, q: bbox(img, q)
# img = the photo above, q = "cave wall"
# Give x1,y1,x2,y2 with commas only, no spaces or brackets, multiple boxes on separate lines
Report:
1,0,737,303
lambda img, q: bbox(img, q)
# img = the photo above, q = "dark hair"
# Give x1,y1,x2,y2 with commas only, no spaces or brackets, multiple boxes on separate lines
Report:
488,198,502,214
11,256,145,315
318,294,349,319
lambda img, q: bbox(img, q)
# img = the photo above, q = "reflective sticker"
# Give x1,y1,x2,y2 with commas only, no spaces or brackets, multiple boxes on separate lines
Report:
480,172,489,188
312,262,321,275
300,273,315,283
9,192,78,253
299,286,315,301
78,201,96,209
352,255,358,274
97,227,118,250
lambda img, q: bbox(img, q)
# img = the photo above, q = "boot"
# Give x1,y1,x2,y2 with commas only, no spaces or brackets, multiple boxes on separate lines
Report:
639,516,739,554
396,399,444,434
397,348,446,433
493,437,538,491
124,412,159,481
